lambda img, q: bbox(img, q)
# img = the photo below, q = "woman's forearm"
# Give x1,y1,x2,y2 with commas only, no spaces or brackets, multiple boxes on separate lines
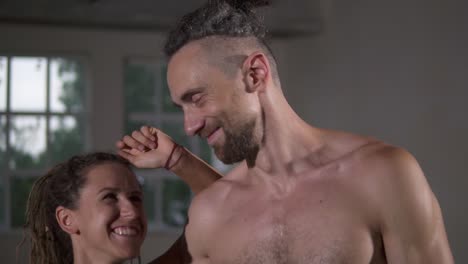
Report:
169,147,222,194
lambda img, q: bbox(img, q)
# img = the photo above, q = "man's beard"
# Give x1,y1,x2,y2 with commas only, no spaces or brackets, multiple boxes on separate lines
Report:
214,118,259,167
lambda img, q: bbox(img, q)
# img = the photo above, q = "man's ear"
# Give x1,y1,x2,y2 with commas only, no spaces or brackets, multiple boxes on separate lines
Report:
242,52,270,93
56,206,79,235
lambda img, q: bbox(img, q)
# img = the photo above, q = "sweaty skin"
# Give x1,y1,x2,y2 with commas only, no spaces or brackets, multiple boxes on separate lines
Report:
186,133,452,264
170,39,452,264
119,37,453,263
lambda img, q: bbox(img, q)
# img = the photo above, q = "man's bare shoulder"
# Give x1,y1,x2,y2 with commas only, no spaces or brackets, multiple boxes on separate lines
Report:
332,135,425,193
338,138,453,262
347,139,435,221
185,162,247,256
319,129,427,195
321,128,417,171
187,162,247,222
351,140,422,179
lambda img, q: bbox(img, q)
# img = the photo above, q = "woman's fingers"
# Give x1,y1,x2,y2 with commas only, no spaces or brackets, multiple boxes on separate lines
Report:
131,130,157,150
141,125,157,141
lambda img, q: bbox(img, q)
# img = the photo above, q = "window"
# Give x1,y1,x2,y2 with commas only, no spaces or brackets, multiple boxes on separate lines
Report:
0,56,87,229
124,57,229,231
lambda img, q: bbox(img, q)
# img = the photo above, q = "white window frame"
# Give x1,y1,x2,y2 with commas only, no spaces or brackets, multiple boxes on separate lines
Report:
0,54,90,231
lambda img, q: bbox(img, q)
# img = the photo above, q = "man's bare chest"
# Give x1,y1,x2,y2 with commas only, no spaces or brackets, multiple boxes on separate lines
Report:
205,187,385,264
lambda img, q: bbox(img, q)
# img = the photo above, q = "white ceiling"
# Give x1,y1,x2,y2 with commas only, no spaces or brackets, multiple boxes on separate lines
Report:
0,0,324,37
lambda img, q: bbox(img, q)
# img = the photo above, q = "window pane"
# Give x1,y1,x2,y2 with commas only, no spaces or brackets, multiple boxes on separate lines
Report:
124,119,158,136
161,65,180,113
141,177,156,223
9,116,46,169
50,58,85,113
0,56,6,111
11,57,47,112
161,121,190,149
0,116,4,224
0,183,3,225
199,139,213,165
49,116,84,163
124,61,157,113
162,178,191,227
11,177,37,228
0,115,6,166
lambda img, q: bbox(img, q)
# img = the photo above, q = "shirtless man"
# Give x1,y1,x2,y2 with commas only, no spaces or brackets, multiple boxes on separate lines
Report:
118,0,453,263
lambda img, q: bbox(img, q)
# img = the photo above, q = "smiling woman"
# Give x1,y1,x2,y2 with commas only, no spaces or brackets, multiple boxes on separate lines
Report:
23,152,147,264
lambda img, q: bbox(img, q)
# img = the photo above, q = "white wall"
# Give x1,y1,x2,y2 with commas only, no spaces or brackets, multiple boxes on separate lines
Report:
277,0,468,262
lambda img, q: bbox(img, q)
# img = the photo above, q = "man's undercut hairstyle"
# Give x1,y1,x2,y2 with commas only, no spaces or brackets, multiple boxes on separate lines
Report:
164,0,270,57
164,0,280,83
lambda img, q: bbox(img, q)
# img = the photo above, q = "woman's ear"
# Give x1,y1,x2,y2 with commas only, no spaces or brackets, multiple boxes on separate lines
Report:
242,52,270,93
56,206,79,235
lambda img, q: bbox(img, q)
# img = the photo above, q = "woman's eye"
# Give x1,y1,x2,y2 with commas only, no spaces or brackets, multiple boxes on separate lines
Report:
103,193,117,201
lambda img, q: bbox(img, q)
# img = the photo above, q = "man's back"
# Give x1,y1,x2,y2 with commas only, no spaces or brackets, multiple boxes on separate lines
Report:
185,131,451,264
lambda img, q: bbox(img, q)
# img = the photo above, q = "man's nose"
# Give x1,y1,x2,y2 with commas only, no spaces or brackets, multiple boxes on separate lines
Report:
184,111,204,136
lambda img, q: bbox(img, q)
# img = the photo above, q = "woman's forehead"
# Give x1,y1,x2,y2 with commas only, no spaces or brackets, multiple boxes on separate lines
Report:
83,163,139,190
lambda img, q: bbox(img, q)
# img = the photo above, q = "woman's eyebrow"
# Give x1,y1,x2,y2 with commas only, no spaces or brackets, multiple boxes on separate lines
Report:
98,187,120,194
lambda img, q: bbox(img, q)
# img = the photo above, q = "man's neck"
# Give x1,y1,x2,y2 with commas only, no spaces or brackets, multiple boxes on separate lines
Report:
250,90,325,178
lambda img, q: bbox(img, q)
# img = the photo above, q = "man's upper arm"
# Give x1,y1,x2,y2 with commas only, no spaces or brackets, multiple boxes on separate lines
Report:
377,147,453,263
149,181,222,264
184,183,223,263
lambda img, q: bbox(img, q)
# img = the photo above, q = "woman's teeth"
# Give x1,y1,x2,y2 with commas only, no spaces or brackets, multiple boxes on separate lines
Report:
112,227,138,236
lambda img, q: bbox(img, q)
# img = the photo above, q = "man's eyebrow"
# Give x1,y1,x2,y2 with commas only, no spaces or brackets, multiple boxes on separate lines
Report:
181,87,206,103
172,87,206,108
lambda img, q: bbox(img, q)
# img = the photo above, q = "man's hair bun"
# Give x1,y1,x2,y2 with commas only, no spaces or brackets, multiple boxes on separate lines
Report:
226,0,270,11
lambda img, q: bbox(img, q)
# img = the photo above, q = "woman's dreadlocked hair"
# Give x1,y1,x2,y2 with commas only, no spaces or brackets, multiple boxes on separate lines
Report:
22,152,131,264
164,0,272,58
